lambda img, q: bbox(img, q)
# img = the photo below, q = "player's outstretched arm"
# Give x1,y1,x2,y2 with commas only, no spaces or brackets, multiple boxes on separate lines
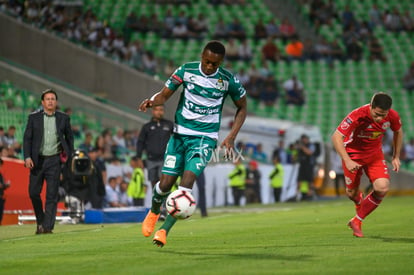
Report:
138,87,175,112
391,128,403,172
221,96,247,153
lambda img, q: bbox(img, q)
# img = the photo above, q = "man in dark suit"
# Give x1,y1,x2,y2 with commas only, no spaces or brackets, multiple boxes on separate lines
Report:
23,89,74,234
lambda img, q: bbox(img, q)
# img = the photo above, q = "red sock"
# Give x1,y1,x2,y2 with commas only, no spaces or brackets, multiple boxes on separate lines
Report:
357,191,384,220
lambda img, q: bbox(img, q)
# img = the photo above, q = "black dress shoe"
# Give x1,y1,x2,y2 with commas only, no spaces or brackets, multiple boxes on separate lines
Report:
35,225,44,235
43,229,53,234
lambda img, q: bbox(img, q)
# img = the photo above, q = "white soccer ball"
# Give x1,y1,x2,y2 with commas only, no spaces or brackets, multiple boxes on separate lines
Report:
166,190,197,219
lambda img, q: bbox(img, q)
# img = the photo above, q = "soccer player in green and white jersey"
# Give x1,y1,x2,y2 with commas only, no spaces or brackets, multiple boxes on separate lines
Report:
139,40,247,247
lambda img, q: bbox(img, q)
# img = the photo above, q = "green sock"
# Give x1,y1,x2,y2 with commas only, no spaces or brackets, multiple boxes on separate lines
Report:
151,185,169,214
160,214,177,234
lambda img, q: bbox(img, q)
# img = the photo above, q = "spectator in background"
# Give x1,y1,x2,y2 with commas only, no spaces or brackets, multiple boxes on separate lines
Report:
142,51,158,75
238,38,253,62
314,37,331,61
254,18,268,42
172,21,190,40
0,127,7,148
402,62,414,94
269,156,284,203
86,147,106,209
119,180,132,206
235,67,250,87
283,75,305,106
279,18,296,43
148,13,163,34
162,9,176,38
368,36,387,62
113,128,126,152
245,160,261,204
401,11,414,32
79,132,94,152
191,13,209,39
227,18,246,40
4,125,21,154
341,5,355,29
384,8,403,33
0,147,8,158
123,12,140,43
261,37,282,63
260,75,279,107
296,134,316,201
213,18,228,39
225,38,240,61
302,38,318,61
101,129,115,161
285,35,304,61
368,4,382,29
124,130,136,152
0,158,11,225
329,40,346,63
105,177,127,207
272,139,288,165
127,156,146,206
252,143,268,163
346,37,363,62
136,105,174,188
228,158,246,206
265,18,280,39
106,157,124,181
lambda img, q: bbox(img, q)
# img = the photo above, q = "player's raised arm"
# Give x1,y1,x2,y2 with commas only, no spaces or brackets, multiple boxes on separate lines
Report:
138,87,175,112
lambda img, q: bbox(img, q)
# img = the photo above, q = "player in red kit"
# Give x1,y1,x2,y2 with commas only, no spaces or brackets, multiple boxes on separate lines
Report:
331,92,403,237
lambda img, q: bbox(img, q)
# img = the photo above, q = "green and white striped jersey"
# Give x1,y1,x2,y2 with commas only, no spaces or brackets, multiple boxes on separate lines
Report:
165,61,246,139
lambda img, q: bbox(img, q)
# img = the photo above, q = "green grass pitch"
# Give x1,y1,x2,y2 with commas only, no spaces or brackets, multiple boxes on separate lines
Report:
1,196,413,274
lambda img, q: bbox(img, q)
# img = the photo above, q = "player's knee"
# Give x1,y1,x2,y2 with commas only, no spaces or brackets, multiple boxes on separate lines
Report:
373,179,389,195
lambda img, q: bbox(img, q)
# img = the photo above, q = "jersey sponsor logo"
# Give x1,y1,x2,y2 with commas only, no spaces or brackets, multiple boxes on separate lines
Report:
184,99,221,115
172,74,183,85
164,155,176,168
382,121,390,129
341,117,353,130
357,131,383,139
341,121,350,130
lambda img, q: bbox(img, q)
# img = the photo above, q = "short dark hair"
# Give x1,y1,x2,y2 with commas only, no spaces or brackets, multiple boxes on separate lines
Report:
41,89,58,100
203,40,226,56
371,92,392,110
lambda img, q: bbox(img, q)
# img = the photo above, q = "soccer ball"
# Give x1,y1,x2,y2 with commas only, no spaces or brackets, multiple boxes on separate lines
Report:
166,190,196,219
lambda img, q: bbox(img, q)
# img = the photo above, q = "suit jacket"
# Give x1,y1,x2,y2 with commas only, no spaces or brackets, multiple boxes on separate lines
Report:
23,110,74,166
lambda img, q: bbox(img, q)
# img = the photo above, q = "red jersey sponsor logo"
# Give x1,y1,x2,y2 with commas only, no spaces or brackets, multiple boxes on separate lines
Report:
341,121,350,130
171,74,183,85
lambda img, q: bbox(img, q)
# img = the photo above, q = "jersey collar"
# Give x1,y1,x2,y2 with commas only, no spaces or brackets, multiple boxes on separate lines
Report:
199,63,218,78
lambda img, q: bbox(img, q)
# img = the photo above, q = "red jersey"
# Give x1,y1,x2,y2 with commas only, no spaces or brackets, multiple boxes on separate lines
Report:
336,104,402,158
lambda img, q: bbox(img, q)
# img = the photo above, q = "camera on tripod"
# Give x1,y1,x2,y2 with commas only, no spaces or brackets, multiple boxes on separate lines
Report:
71,150,93,176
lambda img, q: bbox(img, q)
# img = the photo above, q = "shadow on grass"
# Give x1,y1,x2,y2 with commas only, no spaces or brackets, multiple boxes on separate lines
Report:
369,235,414,244
159,249,314,262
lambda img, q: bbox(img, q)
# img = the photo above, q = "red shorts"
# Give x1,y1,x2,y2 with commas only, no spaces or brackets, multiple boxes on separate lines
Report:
342,152,389,190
